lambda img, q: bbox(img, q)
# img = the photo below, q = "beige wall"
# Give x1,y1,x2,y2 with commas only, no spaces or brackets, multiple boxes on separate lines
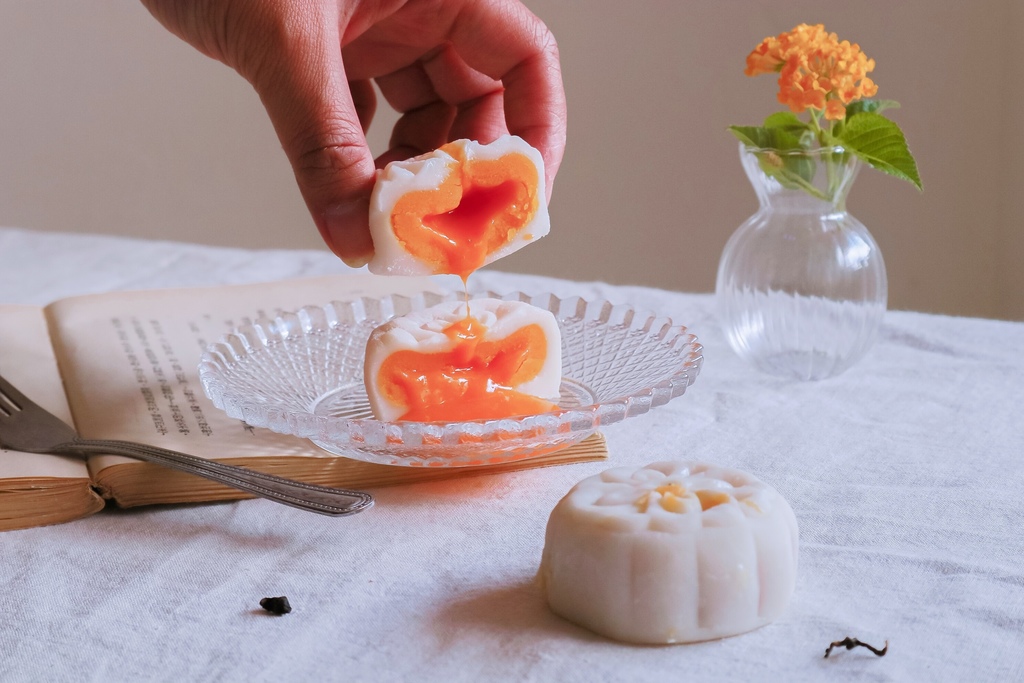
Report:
1,1,1021,320
1001,0,1024,320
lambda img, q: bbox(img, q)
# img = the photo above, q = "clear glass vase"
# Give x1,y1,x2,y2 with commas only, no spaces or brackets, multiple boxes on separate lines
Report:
715,143,887,380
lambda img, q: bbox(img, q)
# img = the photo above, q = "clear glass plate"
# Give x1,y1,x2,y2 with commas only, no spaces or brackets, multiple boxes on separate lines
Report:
198,291,704,467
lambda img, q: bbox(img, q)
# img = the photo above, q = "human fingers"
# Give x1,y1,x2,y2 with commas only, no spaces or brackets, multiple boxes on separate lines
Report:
440,0,566,194
418,44,508,143
241,11,377,267
349,78,378,134
346,0,564,193
376,100,456,168
140,0,378,265
374,43,508,144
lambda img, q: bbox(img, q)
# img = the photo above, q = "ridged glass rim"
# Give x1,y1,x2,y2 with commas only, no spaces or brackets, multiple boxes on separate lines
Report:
198,290,704,449
740,141,849,156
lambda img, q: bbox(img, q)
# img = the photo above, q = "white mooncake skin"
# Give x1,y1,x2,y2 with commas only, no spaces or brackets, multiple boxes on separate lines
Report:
363,298,563,422
539,461,799,644
366,135,549,276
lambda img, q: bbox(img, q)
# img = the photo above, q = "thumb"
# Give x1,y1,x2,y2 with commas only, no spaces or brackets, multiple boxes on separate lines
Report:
246,18,376,267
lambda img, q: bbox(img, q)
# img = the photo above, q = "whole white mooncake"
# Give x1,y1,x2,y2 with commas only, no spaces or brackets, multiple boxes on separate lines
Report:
363,298,562,422
539,461,799,644
366,135,549,279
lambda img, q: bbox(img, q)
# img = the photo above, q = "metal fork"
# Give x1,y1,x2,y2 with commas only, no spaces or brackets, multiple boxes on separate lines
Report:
0,373,372,517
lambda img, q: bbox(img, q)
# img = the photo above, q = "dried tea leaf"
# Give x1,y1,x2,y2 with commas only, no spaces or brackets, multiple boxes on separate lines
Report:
259,596,292,616
824,636,888,658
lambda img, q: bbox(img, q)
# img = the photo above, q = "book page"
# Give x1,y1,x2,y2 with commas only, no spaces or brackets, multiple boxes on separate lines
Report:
43,274,443,474
0,305,91,479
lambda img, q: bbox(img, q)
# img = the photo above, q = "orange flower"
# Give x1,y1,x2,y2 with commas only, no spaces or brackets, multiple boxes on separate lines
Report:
825,99,846,120
745,23,878,120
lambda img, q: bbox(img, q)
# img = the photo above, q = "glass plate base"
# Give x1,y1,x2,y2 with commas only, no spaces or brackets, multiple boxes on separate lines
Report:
199,291,704,467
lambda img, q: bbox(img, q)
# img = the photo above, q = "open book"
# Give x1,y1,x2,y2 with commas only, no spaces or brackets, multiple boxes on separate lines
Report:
0,274,607,531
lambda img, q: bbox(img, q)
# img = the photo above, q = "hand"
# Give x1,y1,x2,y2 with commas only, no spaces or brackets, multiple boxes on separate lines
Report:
139,0,567,267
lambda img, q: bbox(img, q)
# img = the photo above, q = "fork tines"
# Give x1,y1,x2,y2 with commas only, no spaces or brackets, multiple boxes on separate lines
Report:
0,374,27,417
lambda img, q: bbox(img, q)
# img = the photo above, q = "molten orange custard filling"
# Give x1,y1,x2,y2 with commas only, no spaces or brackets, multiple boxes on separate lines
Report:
390,143,540,281
377,315,558,422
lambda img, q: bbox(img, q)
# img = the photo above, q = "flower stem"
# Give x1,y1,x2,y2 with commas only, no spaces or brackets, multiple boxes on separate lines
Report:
809,108,823,137
805,108,839,200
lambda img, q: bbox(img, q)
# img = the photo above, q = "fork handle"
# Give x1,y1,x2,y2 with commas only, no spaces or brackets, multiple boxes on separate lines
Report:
55,439,373,517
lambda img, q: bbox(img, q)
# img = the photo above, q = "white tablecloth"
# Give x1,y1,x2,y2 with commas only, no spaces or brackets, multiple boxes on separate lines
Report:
1,226,1022,682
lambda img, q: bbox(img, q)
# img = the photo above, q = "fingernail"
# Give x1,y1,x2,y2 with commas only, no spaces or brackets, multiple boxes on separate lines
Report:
321,199,374,268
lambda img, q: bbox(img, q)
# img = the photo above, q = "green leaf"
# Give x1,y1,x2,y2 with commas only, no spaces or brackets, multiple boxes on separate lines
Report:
845,99,901,118
763,111,805,131
728,125,803,151
817,129,854,166
728,125,820,194
835,112,922,190
833,100,900,138
761,112,819,147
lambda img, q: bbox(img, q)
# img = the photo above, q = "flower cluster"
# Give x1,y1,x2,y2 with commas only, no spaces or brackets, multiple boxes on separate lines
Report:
745,23,878,120
731,23,920,192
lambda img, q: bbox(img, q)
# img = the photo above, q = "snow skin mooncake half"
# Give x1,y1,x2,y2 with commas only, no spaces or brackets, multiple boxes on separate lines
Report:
363,298,562,422
366,136,549,280
539,461,799,644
